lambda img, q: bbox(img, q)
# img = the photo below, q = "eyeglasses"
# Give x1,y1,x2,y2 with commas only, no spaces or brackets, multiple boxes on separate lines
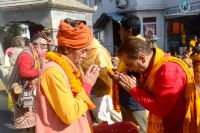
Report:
81,48,88,53
32,42,38,46
41,43,47,46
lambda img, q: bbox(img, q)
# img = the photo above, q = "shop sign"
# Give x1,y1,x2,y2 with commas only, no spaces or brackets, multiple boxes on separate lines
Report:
164,2,200,16
179,0,190,13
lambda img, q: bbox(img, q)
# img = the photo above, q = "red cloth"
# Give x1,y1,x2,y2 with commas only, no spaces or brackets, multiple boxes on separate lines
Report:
18,52,39,78
93,121,139,133
83,82,92,95
130,62,186,133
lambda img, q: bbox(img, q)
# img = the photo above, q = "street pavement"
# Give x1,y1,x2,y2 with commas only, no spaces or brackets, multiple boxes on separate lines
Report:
0,91,22,133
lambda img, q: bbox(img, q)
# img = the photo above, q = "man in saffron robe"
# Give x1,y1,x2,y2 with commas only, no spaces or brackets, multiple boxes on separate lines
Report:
35,18,100,133
117,37,200,133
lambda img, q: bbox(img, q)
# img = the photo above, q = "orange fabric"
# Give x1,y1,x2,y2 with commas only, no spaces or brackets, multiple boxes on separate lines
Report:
112,82,120,112
57,20,93,49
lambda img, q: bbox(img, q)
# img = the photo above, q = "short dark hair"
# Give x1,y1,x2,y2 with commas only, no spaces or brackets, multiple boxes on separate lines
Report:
120,15,141,36
64,18,77,27
30,34,41,42
118,37,152,59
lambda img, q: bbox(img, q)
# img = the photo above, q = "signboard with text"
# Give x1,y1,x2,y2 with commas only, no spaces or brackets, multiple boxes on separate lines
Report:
164,1,200,16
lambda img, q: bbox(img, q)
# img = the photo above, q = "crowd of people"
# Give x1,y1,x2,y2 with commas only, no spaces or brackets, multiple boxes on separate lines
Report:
1,15,200,133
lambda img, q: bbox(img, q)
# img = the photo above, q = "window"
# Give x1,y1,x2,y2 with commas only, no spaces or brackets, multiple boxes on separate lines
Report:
143,17,157,39
143,17,156,23
84,0,90,6
116,0,128,6
95,0,102,5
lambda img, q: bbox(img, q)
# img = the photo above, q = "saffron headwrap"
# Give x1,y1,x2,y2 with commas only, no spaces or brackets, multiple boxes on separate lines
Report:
57,20,93,49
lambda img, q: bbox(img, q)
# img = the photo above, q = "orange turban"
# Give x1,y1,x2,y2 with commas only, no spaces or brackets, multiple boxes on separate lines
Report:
57,20,93,49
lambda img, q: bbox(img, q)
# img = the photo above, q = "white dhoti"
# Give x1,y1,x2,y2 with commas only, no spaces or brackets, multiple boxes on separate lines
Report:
91,95,114,124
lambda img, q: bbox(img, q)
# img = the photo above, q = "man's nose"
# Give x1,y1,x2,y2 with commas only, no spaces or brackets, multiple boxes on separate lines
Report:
81,52,87,58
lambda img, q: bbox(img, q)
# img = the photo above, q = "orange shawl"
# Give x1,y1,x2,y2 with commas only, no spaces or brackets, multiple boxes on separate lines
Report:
146,48,200,133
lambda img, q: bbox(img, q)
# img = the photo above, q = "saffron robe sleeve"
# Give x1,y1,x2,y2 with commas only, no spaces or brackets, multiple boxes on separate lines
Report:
40,66,89,125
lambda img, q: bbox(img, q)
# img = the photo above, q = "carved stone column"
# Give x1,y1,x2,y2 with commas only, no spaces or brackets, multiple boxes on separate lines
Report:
0,26,5,65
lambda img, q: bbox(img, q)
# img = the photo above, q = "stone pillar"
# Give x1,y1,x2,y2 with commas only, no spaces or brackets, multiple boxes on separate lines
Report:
85,13,93,27
0,27,5,66
51,28,58,48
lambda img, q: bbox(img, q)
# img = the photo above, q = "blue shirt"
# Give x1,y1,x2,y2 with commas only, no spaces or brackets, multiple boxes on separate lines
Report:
119,86,145,111
119,72,145,111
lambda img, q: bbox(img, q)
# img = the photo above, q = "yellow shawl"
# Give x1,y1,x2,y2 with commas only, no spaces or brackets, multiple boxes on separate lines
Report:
193,54,200,84
146,48,200,133
112,60,127,112
81,38,113,96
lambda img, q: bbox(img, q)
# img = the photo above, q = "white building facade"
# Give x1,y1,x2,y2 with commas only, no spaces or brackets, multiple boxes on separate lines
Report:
80,0,200,55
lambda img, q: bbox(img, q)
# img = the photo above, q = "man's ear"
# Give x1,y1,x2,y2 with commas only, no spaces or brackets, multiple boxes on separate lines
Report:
138,53,146,63
63,47,71,54
128,28,133,36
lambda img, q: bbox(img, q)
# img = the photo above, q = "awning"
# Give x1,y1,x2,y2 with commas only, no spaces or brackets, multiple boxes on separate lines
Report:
93,12,124,29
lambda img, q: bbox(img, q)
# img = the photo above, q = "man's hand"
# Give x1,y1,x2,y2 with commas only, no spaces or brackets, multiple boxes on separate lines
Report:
112,71,120,81
107,67,121,82
118,73,137,92
83,64,100,87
